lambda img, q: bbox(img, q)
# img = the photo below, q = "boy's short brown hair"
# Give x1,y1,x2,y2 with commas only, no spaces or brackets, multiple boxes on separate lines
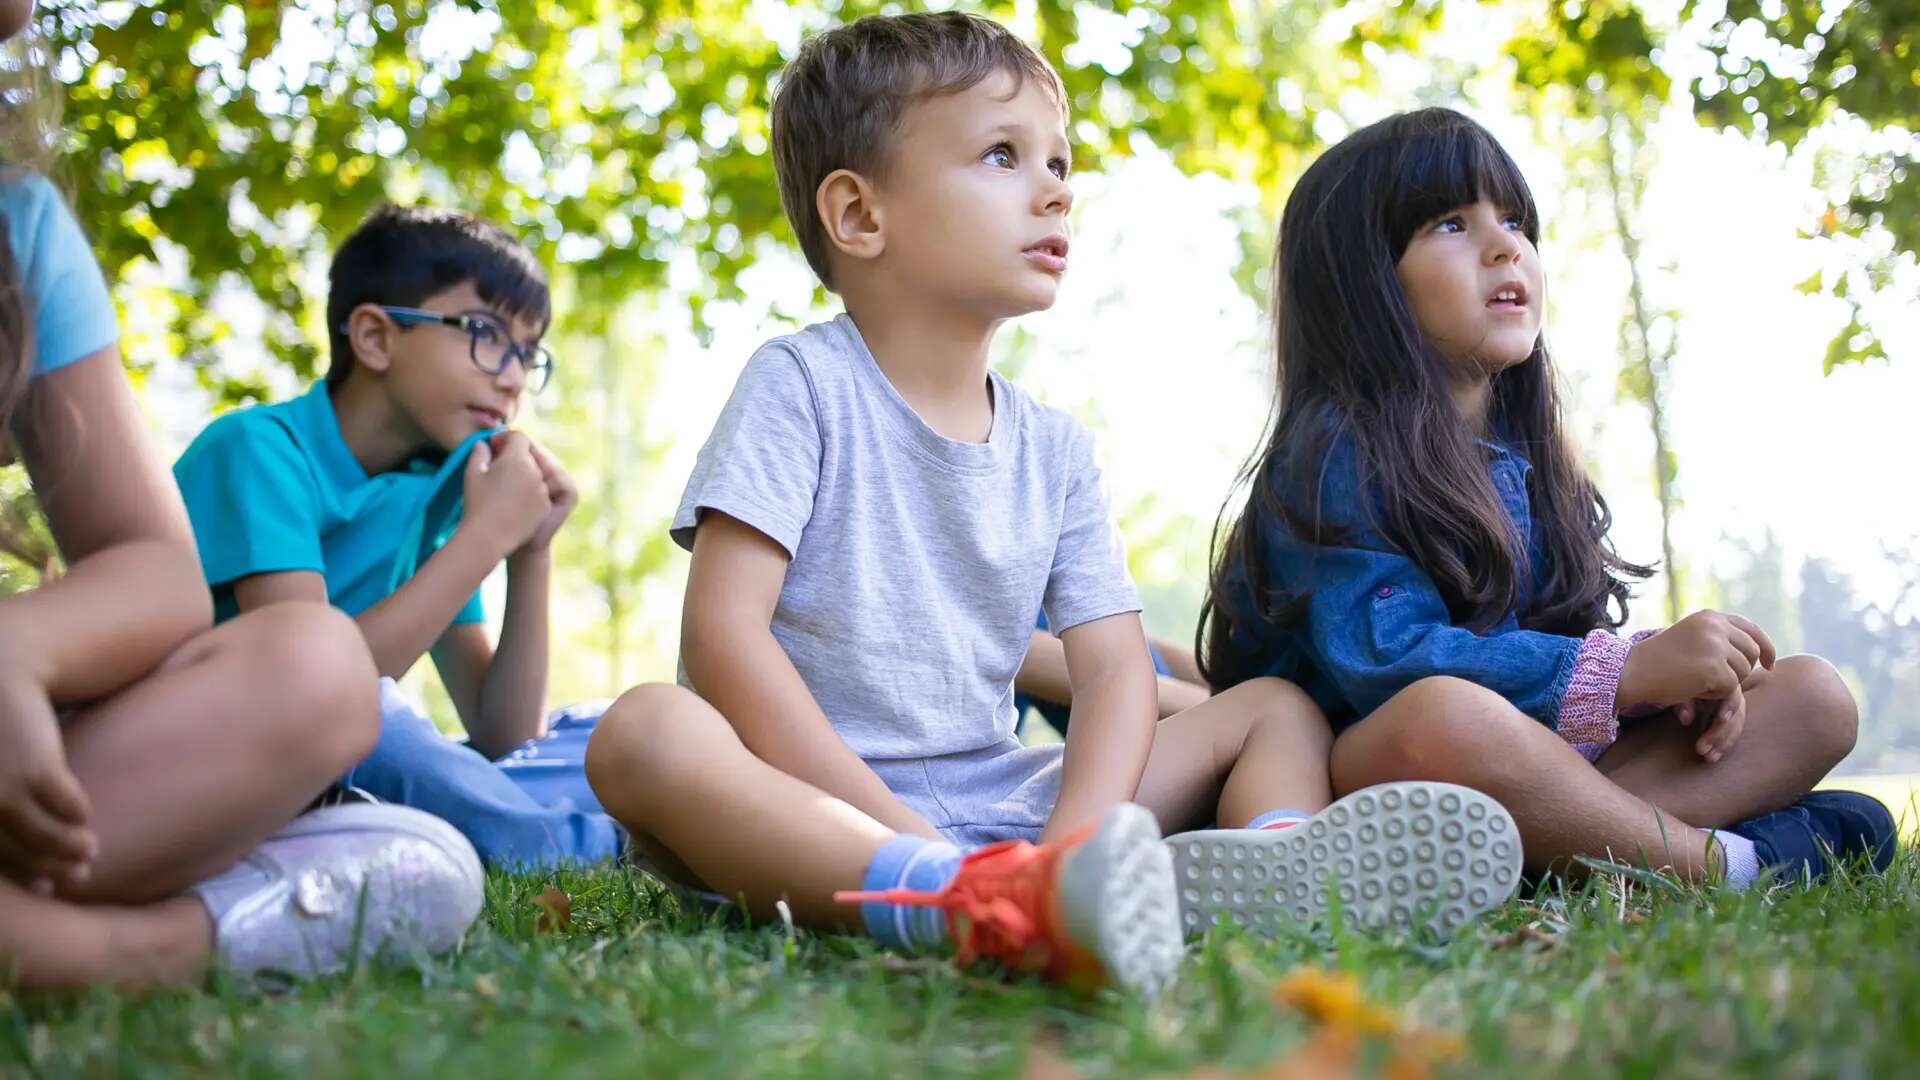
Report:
770,11,1066,290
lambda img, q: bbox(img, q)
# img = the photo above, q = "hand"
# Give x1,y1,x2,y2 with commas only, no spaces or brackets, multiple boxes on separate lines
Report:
0,665,95,893
520,441,578,552
460,431,551,558
1619,610,1776,762
1672,685,1747,764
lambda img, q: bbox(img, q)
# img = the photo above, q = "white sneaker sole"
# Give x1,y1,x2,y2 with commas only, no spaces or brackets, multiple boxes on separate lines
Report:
1054,803,1184,999
1167,782,1522,938
210,804,485,979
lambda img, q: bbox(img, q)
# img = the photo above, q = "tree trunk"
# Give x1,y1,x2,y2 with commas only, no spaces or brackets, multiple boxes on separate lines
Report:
1600,107,1683,624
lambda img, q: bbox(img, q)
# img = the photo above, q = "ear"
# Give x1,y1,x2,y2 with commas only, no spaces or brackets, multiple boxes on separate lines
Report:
815,168,885,266
345,303,397,376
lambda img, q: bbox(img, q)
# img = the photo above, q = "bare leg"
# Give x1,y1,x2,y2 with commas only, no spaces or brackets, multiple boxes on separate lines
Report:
585,683,894,931
1593,655,1857,827
60,603,380,903
1133,677,1333,834
4,604,377,990
1331,677,1720,880
0,879,210,990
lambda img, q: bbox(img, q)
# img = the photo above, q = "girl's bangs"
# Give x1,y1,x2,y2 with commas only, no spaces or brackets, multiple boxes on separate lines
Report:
1382,114,1539,256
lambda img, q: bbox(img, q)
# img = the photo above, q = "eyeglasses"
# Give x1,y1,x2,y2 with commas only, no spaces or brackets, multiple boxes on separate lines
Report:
359,305,555,393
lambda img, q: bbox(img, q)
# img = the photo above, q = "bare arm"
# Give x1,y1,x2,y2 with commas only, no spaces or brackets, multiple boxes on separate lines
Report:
429,546,550,759
231,526,500,680
1016,627,1209,721
4,349,209,701
682,511,939,839
1042,612,1158,843
0,349,211,887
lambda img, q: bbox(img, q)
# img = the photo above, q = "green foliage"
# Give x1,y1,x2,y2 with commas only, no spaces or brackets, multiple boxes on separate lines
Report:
1686,0,1915,367
27,0,1417,408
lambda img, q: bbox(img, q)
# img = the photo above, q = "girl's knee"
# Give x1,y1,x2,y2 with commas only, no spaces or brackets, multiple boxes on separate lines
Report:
1349,677,1530,779
1773,654,1858,764
226,604,379,769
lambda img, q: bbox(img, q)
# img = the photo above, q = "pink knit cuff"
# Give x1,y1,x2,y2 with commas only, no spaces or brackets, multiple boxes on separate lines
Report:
1557,629,1636,747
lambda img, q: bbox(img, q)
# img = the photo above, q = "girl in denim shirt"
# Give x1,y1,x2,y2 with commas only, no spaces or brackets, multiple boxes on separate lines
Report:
1202,108,1894,891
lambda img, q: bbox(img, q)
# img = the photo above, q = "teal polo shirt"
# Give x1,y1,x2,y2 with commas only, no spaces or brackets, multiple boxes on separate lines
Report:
172,383,486,626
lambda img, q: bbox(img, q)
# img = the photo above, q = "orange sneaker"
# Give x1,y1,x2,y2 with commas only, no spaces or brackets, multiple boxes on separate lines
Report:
836,803,1182,997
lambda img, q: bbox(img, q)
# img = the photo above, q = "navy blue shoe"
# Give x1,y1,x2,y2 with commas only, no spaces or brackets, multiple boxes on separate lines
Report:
1727,790,1898,884
1797,790,1898,873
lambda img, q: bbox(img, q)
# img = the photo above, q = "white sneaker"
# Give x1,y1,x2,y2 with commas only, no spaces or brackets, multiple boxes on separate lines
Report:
1054,802,1186,999
191,804,485,979
1167,781,1522,938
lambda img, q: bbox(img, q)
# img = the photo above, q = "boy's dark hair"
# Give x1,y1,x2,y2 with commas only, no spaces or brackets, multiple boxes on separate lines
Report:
1199,108,1653,693
325,205,550,386
770,11,1065,290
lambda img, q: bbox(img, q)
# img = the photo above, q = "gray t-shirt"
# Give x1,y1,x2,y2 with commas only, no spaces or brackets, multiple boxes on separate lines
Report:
672,314,1140,761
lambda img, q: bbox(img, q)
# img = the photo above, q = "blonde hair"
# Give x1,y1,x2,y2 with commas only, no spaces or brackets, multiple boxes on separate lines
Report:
0,21,61,577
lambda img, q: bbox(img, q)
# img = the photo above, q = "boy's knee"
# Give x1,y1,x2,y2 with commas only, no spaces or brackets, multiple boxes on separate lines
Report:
585,683,724,800
1774,654,1858,764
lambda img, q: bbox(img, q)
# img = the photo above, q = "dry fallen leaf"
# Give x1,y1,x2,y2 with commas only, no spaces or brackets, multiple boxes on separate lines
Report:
1490,923,1563,954
532,885,572,933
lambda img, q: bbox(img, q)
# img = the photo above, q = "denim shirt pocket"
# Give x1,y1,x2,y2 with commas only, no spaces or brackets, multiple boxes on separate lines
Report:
1365,583,1425,658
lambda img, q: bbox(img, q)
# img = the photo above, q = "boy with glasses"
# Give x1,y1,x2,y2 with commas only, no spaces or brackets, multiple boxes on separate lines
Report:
171,205,621,868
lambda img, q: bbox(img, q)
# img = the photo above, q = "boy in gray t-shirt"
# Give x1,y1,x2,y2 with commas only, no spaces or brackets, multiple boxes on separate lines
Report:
586,13,1521,996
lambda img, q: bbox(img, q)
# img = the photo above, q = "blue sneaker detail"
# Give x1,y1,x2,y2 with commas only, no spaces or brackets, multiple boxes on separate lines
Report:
1797,790,1898,873
1727,790,1898,884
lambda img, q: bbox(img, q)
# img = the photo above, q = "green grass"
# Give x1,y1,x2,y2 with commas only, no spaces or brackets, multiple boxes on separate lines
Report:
6,846,1920,1079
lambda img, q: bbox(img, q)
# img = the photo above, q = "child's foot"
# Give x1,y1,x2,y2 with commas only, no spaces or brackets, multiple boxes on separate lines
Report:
191,804,485,980
1724,789,1898,885
837,803,1183,997
1166,781,1522,938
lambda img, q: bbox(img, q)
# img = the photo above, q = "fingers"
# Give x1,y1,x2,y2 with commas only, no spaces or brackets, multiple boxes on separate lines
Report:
465,437,493,477
0,787,95,865
1674,700,1694,727
488,430,531,459
1723,623,1763,673
1726,613,1778,669
1695,684,1746,764
30,766,91,830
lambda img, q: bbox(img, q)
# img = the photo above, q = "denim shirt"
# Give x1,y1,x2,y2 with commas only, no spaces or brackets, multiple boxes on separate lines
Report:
1233,438,1586,733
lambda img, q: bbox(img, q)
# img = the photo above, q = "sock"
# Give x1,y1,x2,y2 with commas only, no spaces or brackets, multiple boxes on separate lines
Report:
1707,829,1760,890
858,834,962,952
1247,808,1313,831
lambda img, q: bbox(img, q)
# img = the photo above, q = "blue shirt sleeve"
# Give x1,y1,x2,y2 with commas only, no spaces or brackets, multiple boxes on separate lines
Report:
1266,446,1583,729
0,173,117,378
172,411,326,590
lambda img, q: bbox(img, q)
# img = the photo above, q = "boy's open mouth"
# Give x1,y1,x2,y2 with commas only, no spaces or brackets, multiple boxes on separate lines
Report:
1023,235,1069,273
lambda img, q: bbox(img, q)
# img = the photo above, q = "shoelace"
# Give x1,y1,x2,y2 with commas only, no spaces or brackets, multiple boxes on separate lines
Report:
836,828,1092,974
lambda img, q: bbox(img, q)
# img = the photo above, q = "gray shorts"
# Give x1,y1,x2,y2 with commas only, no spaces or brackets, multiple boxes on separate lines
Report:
867,739,1064,849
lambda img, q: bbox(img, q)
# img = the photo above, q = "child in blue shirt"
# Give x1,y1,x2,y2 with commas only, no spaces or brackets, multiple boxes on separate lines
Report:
172,205,620,867
0,0,479,991
1204,108,1895,889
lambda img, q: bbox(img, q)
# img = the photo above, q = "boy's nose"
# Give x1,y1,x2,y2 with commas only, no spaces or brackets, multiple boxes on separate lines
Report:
1036,172,1073,217
492,359,527,396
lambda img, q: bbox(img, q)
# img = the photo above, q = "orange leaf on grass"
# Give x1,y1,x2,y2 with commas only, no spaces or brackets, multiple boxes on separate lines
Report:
532,885,572,933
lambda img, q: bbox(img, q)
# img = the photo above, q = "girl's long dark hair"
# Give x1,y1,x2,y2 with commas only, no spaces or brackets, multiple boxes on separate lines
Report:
1199,108,1652,692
